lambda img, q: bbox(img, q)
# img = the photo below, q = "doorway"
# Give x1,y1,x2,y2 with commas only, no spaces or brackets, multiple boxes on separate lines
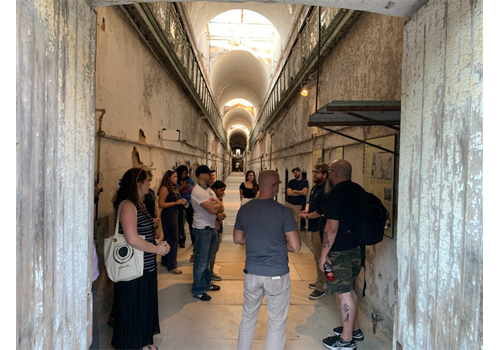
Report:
232,158,243,172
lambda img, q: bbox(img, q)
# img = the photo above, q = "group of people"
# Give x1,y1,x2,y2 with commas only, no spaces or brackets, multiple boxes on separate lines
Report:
102,159,367,350
106,163,227,349
108,166,169,350
233,160,366,350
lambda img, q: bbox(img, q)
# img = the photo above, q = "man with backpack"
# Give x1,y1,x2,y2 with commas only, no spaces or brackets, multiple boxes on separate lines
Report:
319,159,365,350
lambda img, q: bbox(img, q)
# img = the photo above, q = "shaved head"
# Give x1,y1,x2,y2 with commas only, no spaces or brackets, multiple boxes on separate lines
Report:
331,159,352,179
258,170,279,188
328,159,352,186
258,170,281,198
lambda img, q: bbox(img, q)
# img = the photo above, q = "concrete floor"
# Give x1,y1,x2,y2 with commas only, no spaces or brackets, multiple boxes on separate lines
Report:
98,172,392,349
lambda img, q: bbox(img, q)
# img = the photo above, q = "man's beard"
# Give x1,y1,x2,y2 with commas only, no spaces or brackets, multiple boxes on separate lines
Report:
313,176,324,184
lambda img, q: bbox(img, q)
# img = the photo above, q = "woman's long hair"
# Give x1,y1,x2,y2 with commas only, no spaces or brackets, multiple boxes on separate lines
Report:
112,167,148,212
159,169,178,193
176,165,190,182
245,170,259,194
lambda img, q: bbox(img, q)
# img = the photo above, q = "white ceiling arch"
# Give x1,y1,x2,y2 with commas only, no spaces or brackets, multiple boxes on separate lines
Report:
223,107,254,131
182,2,298,53
229,128,249,150
90,0,429,151
210,50,269,117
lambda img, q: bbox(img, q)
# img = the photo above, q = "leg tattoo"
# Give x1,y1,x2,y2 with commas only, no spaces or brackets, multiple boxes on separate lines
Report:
343,303,350,323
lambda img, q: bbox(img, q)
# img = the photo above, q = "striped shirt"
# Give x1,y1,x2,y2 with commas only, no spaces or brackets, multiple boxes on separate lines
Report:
116,202,157,272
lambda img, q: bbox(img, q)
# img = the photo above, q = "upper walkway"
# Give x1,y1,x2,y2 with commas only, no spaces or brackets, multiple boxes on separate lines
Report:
98,172,391,349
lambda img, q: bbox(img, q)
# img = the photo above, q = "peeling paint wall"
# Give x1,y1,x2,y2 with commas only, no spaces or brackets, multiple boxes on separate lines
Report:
95,5,228,220
396,0,483,348
93,5,230,317
248,11,406,338
17,0,96,348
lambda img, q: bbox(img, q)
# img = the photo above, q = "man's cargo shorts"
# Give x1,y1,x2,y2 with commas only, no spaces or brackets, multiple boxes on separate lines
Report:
324,247,362,295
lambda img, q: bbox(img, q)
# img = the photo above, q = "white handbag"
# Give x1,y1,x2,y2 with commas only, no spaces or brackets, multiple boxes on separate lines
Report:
104,201,144,282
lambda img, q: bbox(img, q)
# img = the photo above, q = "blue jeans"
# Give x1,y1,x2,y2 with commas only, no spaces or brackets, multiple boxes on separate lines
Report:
192,227,217,294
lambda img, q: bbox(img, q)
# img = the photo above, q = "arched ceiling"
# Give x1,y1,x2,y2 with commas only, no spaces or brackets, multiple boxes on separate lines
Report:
181,2,298,152
223,107,254,132
210,50,269,117
182,2,298,51
90,0,429,152
229,128,248,150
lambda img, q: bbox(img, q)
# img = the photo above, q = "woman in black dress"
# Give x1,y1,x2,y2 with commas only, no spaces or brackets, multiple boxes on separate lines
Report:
158,169,187,274
111,167,170,350
239,170,259,205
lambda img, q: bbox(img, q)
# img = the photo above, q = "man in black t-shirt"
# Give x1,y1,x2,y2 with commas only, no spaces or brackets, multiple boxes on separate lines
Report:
285,167,309,230
320,160,365,349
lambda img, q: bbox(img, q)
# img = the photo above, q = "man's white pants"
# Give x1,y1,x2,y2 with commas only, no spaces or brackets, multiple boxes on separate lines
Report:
238,272,291,350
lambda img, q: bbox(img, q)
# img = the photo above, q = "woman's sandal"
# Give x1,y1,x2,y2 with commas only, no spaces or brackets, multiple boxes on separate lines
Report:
168,268,183,274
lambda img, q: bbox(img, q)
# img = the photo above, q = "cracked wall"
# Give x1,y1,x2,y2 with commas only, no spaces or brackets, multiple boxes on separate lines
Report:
93,4,230,320
17,0,97,348
247,11,406,339
395,0,483,348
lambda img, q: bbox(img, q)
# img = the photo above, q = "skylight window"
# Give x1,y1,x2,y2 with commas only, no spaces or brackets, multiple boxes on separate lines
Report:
206,10,278,67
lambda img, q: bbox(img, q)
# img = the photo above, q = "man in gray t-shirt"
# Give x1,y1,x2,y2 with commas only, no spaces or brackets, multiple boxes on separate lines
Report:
234,170,301,350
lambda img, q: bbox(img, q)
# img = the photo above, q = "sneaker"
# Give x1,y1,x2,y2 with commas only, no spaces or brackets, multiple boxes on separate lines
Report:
309,290,325,300
322,335,356,349
192,292,211,301
333,327,364,341
207,284,220,291
211,273,222,281
308,283,316,290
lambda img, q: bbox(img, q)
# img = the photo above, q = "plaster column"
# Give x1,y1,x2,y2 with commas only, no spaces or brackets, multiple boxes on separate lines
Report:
17,0,96,348
396,0,482,348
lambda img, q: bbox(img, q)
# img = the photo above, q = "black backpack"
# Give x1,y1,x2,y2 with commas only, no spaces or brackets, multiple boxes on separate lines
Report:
343,185,390,296
341,185,390,245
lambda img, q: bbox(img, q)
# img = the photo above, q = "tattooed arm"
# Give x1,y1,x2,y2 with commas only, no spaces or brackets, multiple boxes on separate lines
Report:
319,218,339,271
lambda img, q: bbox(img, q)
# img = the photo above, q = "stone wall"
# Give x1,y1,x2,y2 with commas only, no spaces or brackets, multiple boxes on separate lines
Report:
247,11,406,338
93,4,230,318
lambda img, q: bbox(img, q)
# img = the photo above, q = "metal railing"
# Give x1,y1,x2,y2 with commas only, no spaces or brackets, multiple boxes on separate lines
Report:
122,3,358,151
126,2,227,146
248,7,358,147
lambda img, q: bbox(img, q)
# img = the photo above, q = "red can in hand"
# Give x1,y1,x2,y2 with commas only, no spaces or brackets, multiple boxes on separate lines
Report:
324,264,335,282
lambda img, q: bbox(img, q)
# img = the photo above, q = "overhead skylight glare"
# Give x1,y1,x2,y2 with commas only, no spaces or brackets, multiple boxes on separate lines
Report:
225,98,253,107
207,10,278,66
229,124,250,135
